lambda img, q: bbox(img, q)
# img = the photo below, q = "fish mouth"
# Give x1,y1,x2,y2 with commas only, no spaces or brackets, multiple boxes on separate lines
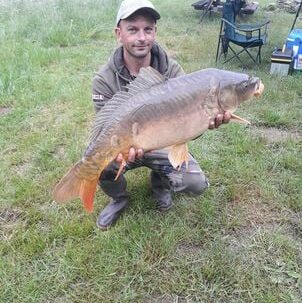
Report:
254,80,264,97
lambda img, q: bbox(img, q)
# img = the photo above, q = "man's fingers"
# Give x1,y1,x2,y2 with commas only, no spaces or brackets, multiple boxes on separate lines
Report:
223,111,232,123
115,148,144,163
209,112,231,129
127,147,136,162
115,153,124,163
215,114,224,128
209,120,215,129
137,148,144,159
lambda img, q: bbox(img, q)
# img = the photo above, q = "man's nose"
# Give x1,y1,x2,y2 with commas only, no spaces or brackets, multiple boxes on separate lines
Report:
137,30,146,41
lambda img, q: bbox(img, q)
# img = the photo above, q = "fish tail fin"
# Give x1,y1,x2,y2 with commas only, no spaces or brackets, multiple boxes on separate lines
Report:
53,161,99,213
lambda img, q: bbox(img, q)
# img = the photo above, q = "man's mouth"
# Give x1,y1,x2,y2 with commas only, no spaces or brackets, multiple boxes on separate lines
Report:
135,45,147,49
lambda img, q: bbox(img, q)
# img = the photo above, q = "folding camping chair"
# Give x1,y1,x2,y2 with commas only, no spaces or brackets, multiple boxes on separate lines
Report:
215,0,270,68
192,0,223,23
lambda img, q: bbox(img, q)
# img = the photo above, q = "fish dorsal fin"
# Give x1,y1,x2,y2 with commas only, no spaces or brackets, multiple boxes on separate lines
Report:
90,91,130,141
127,66,165,95
90,67,165,142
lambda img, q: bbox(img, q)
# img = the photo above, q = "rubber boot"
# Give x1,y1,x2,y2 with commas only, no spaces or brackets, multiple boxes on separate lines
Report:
96,195,128,230
150,171,172,212
97,166,129,230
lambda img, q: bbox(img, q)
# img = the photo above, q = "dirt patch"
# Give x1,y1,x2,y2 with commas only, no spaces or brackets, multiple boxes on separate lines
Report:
53,145,66,160
227,197,302,253
0,208,24,224
0,107,11,116
15,161,32,176
239,201,280,226
145,294,184,303
226,195,283,251
176,241,203,257
0,208,27,240
285,211,302,240
251,127,301,143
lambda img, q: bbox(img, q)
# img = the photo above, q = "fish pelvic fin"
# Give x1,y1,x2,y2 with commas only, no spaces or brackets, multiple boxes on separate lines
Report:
230,113,251,125
53,161,99,213
114,157,127,181
168,143,189,170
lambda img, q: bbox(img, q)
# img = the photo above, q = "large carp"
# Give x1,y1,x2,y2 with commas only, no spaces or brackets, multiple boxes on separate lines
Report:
53,67,264,212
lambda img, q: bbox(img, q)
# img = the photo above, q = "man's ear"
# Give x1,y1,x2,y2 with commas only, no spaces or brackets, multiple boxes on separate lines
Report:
115,27,122,43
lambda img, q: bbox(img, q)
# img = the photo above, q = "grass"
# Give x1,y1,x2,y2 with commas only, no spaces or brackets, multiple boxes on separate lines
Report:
0,0,301,302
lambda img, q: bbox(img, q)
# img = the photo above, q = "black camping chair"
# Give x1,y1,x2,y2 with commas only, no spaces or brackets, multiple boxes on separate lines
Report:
215,0,270,68
192,0,223,23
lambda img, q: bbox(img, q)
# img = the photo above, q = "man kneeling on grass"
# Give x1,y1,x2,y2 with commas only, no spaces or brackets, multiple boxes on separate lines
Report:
92,0,231,230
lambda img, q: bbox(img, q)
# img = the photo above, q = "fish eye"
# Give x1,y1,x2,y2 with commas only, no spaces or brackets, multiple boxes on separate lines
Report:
240,81,248,89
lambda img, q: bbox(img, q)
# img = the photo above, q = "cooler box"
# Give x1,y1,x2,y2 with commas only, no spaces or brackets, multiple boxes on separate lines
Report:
286,29,302,70
270,48,293,76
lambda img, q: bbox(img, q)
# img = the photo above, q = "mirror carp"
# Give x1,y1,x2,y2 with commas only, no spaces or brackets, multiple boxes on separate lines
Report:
53,67,264,212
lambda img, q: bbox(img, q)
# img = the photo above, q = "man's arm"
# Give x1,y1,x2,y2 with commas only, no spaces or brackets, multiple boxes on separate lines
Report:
167,58,186,78
92,74,114,113
91,70,142,164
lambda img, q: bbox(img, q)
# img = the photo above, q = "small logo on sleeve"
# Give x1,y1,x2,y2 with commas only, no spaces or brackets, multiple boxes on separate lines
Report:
92,94,104,100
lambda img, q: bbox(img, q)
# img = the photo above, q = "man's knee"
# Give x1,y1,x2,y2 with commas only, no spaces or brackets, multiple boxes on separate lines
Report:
183,172,209,196
100,162,119,182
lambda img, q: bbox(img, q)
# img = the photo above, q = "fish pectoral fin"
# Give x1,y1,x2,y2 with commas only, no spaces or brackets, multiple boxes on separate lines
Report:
230,113,251,125
168,143,189,170
53,162,98,213
114,157,127,181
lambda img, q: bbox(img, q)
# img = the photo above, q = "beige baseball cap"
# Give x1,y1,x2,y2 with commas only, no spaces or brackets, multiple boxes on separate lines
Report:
116,0,160,26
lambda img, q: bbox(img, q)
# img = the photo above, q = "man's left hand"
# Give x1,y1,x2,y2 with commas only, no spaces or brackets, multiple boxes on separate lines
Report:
209,112,232,129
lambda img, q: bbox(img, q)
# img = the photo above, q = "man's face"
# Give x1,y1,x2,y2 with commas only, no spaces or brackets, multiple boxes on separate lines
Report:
115,14,157,59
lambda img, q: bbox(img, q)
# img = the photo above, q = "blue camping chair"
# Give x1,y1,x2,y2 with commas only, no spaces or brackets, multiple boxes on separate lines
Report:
215,0,270,67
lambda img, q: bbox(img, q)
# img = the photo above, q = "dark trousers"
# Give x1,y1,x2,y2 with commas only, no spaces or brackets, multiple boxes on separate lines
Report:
99,148,209,202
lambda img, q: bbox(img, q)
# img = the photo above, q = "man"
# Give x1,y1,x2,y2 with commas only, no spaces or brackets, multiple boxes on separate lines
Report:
92,0,231,230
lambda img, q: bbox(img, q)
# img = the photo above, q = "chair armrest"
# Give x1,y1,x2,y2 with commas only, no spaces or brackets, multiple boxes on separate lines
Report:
222,19,270,32
236,20,270,32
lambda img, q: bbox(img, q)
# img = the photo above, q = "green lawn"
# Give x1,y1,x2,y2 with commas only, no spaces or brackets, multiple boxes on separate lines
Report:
0,0,301,302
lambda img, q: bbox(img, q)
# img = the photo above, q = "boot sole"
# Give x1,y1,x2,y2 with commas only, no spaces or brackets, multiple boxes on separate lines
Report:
96,221,112,231
157,204,173,212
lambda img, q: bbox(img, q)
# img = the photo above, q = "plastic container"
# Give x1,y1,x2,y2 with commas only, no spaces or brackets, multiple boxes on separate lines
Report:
270,48,293,76
286,29,302,70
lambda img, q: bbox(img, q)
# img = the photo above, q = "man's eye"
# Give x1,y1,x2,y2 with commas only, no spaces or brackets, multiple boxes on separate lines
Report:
128,28,136,34
145,28,153,34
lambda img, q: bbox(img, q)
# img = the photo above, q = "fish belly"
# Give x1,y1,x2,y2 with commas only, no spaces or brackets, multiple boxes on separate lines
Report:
132,104,212,151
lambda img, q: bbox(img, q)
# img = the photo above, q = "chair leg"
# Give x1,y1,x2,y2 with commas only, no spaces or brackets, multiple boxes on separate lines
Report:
222,37,229,59
215,22,224,63
215,37,221,63
199,0,214,23
224,45,247,68
244,48,258,64
258,46,262,64
224,41,263,66
243,44,263,64
199,10,209,23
